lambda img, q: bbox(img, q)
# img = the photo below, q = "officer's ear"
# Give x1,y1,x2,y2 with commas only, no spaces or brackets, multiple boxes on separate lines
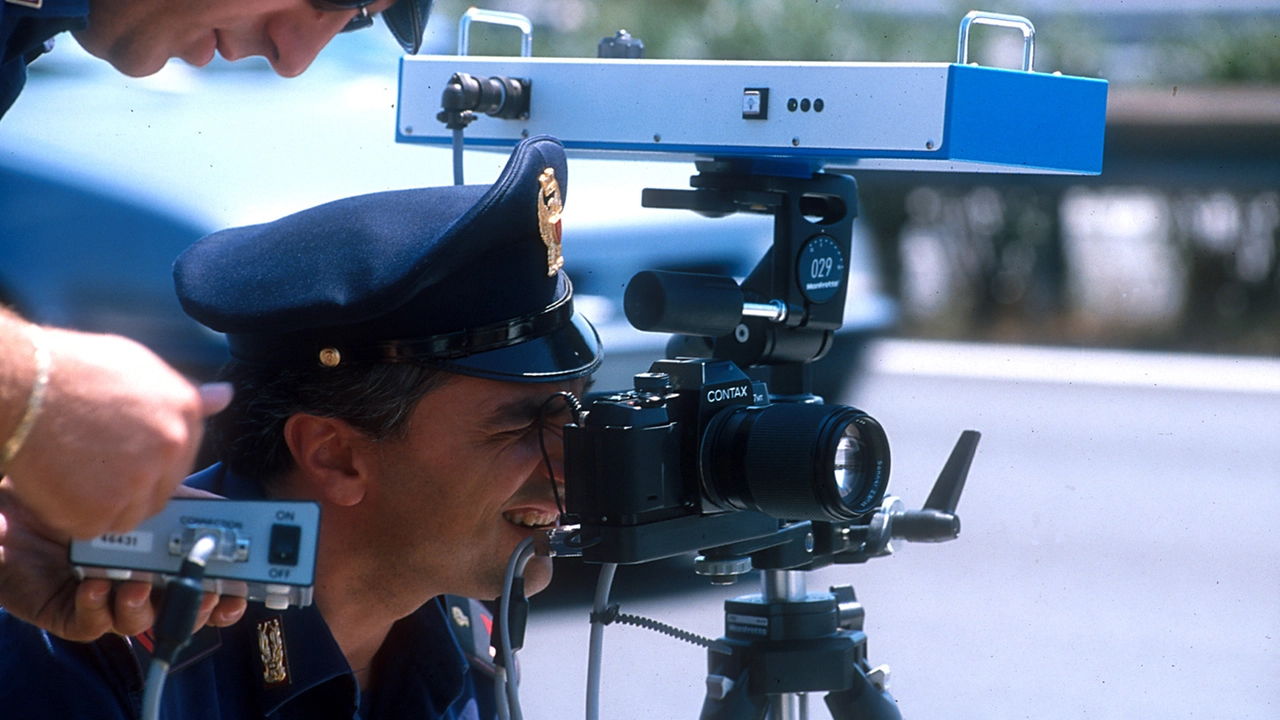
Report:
282,414,370,507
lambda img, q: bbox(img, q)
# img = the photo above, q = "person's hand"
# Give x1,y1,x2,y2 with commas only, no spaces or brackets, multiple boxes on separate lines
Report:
2,327,233,540
0,480,248,641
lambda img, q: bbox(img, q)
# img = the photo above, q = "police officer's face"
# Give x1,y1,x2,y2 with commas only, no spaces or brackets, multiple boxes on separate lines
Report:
74,0,396,78
367,374,584,600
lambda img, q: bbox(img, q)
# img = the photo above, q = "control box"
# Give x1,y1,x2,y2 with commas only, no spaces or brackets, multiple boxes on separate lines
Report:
397,57,1108,175
71,499,321,610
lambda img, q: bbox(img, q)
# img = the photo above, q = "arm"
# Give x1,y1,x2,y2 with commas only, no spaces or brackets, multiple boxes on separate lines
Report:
0,307,231,539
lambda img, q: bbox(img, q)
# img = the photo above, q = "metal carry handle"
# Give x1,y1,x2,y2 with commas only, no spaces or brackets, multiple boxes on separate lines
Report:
457,7,534,57
957,10,1036,72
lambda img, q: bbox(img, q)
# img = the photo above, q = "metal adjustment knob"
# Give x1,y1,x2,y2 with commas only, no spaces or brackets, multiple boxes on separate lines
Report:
634,372,672,407
694,554,753,584
633,372,671,393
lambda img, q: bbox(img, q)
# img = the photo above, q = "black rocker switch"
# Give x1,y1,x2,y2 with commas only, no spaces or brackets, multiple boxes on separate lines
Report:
268,524,302,566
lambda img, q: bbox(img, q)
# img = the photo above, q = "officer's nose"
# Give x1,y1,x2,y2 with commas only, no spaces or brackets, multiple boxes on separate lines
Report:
263,8,352,78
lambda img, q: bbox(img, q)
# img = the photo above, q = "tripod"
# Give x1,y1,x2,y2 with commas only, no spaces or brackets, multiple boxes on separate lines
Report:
560,162,980,719
701,570,896,720
636,164,980,719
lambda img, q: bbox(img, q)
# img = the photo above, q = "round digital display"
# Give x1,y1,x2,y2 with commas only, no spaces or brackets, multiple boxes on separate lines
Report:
797,234,845,304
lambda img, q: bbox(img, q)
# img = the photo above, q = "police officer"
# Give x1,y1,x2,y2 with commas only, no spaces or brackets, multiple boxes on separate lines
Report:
0,0,435,642
0,135,600,719
2,0,434,117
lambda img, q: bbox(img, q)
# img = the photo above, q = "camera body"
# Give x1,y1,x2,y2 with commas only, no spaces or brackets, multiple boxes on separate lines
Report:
564,357,889,564
565,358,761,527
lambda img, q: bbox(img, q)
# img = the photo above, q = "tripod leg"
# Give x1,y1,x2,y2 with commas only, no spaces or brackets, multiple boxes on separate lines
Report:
823,666,901,720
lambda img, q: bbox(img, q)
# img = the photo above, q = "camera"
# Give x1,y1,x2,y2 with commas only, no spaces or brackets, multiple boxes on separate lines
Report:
563,356,889,564
547,157,890,567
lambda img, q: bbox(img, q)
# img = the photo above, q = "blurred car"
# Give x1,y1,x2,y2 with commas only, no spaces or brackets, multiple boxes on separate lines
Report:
0,155,226,378
0,31,895,401
1,32,451,381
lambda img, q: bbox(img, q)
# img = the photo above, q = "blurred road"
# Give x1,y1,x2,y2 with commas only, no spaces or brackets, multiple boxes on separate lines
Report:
517,339,1280,720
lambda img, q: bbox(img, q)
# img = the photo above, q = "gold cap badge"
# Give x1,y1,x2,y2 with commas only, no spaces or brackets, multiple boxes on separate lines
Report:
257,617,291,688
537,167,564,277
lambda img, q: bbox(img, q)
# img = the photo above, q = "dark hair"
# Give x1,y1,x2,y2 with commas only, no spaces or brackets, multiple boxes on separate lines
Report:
210,360,450,487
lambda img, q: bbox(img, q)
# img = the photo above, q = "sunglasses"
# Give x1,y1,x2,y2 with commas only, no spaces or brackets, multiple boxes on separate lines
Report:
312,0,377,33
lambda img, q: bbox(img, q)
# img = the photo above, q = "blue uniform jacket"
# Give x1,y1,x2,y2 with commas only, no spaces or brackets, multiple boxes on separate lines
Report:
0,464,498,720
0,0,88,117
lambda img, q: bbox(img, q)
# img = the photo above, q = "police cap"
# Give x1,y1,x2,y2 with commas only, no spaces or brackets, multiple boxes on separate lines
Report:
174,135,601,383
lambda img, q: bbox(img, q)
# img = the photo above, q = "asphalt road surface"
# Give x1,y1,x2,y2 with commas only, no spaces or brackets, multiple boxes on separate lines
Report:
516,339,1280,720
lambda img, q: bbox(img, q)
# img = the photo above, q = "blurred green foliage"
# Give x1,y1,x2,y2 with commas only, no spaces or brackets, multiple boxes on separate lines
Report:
1183,18,1280,83
431,0,1280,85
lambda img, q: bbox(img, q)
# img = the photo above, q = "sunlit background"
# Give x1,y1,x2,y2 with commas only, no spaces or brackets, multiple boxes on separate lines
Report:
8,0,1277,357
2,1,1277,719
448,0,1280,355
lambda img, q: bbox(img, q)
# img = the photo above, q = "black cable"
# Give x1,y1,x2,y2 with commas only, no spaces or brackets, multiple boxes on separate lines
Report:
609,609,729,653
536,391,583,518
584,592,730,720
141,535,217,720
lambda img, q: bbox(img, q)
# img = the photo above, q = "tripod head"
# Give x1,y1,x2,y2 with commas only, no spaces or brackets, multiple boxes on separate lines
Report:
626,161,858,381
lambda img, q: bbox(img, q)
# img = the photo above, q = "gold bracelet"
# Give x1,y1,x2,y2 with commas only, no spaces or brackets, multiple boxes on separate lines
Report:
1,325,52,469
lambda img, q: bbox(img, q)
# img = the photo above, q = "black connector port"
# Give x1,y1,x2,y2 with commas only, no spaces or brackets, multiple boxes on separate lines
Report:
437,72,531,130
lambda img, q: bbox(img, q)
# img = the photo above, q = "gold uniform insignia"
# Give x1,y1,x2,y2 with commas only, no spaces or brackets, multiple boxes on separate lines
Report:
537,167,564,277
451,605,471,628
257,617,290,688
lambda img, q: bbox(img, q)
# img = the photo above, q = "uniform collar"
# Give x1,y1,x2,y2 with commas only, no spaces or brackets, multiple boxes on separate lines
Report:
245,602,358,717
185,462,262,499
364,601,473,717
187,465,358,714
184,464,475,718
236,591,473,718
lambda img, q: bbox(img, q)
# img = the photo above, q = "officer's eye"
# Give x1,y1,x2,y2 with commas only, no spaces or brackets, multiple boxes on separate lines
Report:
493,419,539,439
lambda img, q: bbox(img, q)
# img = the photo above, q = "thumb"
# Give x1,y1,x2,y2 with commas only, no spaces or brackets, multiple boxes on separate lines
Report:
198,382,235,417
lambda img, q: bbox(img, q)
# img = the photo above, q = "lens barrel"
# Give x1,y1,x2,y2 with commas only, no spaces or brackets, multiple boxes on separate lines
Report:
700,403,889,521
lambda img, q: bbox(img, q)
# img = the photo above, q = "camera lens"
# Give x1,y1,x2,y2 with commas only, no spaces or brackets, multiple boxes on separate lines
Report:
835,426,867,503
699,403,889,521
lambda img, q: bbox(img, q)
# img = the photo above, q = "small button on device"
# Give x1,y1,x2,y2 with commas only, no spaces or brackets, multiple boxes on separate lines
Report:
742,88,769,120
264,585,293,611
269,524,302,566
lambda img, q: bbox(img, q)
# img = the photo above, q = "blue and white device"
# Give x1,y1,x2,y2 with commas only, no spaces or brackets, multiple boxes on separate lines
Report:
395,12,1107,175
71,499,321,610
